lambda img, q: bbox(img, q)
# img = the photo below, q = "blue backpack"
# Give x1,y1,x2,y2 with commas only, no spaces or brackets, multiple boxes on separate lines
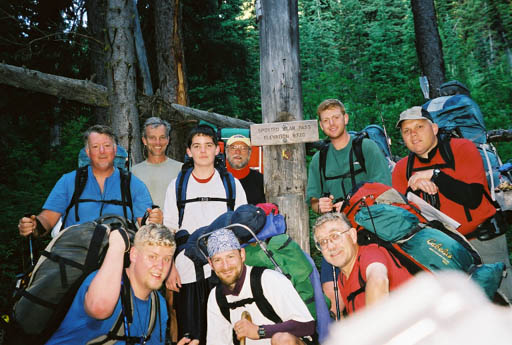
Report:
422,93,511,191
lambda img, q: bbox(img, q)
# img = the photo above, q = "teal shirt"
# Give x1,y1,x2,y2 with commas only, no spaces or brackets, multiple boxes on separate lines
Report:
306,136,391,204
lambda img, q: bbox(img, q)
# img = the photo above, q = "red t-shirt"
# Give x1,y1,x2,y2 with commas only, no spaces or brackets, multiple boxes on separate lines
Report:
392,138,495,235
339,244,413,315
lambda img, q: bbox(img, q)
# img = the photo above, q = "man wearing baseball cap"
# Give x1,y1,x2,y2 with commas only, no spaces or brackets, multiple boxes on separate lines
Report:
205,228,314,344
225,134,265,205
392,106,512,300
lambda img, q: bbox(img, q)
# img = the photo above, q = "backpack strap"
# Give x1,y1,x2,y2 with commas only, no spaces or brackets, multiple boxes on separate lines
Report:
319,140,330,193
87,275,160,345
175,167,236,228
119,168,134,226
345,260,365,313
215,267,283,324
61,166,89,230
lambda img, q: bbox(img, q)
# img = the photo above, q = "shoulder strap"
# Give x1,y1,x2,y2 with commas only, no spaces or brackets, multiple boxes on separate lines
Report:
405,152,415,180
176,168,192,228
318,140,330,193
220,170,236,212
250,267,282,324
352,133,367,174
119,168,134,225
61,166,89,230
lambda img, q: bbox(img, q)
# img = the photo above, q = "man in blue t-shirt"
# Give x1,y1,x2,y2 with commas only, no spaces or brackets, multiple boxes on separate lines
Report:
47,223,196,345
18,125,162,237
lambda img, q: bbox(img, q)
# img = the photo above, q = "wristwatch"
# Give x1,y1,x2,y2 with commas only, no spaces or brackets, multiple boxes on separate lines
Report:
431,168,441,182
258,326,266,339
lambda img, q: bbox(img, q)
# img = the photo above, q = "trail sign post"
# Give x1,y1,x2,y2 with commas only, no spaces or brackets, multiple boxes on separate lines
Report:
251,120,318,146
258,0,311,252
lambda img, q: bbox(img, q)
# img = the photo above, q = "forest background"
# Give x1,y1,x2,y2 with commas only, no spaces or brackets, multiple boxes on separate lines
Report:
0,0,511,311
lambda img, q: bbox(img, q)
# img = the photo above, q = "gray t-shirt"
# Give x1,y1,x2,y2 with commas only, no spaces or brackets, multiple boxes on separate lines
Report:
132,157,183,208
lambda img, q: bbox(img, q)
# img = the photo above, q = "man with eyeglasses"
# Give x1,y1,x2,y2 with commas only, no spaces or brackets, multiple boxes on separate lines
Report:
313,212,412,315
18,125,160,238
225,134,265,205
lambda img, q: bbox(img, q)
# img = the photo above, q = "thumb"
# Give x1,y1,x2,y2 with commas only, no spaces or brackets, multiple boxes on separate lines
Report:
329,195,334,200
30,215,37,221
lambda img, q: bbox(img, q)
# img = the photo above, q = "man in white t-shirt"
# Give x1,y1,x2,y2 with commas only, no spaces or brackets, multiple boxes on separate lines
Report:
163,124,247,344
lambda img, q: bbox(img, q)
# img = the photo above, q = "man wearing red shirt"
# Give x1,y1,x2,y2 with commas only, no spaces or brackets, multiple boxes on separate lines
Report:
313,213,412,315
392,106,512,300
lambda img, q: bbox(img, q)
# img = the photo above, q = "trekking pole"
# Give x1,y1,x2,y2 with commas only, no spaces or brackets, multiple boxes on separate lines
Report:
379,112,393,157
240,311,252,345
24,213,35,267
332,265,341,321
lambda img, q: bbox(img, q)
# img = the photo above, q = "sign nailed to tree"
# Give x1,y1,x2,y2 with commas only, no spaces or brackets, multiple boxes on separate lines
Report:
250,120,319,146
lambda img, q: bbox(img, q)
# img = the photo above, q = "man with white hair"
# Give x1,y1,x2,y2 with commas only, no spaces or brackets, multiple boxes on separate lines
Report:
225,134,265,205
206,228,315,345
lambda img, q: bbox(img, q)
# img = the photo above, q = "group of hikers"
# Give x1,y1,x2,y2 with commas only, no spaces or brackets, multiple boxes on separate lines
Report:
15,80,511,344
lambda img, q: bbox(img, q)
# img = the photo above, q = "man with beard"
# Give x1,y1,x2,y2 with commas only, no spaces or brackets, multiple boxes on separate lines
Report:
206,228,315,345
313,213,412,315
46,223,196,345
225,134,265,205
133,117,183,208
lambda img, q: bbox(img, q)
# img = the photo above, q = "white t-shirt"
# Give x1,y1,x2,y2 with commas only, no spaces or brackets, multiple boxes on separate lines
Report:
163,170,247,284
206,266,314,345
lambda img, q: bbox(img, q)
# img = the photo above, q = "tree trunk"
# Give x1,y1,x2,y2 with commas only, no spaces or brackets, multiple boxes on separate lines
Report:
259,0,310,252
106,0,143,164
153,0,189,161
85,0,110,124
133,0,154,96
411,0,445,99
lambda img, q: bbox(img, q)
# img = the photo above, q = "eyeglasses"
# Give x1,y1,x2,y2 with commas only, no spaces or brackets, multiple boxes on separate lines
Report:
228,145,249,152
315,228,351,251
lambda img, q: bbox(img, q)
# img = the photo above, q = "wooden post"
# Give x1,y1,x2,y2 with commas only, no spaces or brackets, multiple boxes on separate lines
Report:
258,0,310,252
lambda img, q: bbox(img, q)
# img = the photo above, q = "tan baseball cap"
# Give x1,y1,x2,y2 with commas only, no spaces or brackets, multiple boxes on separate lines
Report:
226,134,251,147
396,106,434,128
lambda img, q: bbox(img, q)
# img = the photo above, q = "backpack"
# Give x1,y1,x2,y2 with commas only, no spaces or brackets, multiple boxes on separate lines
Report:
175,153,236,228
422,94,512,196
319,125,393,197
340,182,505,299
61,166,134,230
6,215,161,345
188,204,329,343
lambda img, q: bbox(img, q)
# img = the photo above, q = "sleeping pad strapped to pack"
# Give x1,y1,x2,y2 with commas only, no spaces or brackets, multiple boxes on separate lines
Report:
8,215,135,345
341,182,504,299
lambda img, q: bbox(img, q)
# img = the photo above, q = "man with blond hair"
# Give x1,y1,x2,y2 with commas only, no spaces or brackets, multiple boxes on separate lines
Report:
306,99,391,314
47,223,196,345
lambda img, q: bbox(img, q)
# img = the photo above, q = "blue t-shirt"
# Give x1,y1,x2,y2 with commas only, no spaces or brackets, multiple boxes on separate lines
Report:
46,271,168,345
43,166,153,227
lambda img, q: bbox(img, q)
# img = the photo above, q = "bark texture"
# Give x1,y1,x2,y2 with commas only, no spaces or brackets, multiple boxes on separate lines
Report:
106,0,143,164
259,0,310,252
153,0,189,160
85,0,110,124
411,0,446,98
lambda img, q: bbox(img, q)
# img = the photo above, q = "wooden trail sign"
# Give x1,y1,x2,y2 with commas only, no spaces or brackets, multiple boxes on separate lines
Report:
250,120,319,146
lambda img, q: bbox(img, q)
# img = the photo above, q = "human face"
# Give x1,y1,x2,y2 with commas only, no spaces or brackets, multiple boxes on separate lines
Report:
210,249,245,290
142,125,169,158
130,244,174,296
400,119,439,159
85,132,116,171
186,134,220,168
226,142,251,169
314,220,357,274
319,107,349,140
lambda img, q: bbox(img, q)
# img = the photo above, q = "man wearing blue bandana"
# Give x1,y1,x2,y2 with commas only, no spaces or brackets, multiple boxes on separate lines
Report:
205,228,315,345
